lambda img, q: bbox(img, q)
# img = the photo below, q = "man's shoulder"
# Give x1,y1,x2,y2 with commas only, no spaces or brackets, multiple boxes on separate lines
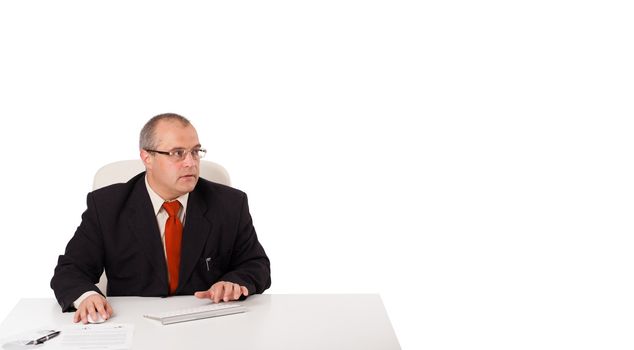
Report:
195,177,245,199
192,178,249,214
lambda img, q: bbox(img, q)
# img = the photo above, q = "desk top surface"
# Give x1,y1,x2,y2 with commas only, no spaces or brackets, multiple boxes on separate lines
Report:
0,294,400,350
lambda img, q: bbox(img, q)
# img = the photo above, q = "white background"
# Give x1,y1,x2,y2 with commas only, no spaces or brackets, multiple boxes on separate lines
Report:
0,1,633,349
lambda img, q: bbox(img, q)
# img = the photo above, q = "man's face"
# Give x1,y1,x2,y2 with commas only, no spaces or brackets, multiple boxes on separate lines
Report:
141,120,201,200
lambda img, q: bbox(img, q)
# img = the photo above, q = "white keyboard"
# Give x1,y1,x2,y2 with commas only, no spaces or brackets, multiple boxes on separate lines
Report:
143,302,246,325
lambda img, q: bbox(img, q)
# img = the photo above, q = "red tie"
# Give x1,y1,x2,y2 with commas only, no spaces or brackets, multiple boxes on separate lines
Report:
163,201,182,295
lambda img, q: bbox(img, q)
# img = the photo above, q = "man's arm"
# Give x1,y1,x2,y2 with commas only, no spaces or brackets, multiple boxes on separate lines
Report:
50,192,107,312
221,192,271,294
196,193,271,301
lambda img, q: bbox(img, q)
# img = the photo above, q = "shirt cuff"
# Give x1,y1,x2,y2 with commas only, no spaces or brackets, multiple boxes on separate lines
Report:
73,291,100,309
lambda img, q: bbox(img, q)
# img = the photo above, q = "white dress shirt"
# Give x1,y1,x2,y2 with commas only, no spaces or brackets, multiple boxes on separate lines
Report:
144,175,189,258
73,176,189,309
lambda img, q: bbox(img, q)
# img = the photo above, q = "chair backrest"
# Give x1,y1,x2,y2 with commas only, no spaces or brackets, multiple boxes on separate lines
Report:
91,159,230,295
93,159,231,190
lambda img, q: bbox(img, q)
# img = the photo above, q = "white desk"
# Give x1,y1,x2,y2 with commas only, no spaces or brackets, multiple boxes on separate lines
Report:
0,294,400,350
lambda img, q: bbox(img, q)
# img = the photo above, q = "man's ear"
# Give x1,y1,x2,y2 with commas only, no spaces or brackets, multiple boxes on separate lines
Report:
140,149,152,169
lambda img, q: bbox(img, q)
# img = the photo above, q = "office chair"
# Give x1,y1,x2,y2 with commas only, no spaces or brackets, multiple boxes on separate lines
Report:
93,159,231,190
92,159,231,295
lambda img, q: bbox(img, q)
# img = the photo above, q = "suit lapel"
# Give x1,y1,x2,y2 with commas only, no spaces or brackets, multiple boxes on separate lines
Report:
125,177,169,291
178,187,212,293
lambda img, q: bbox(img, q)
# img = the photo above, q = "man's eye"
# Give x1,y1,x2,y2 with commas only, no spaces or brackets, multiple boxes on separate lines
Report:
173,150,185,158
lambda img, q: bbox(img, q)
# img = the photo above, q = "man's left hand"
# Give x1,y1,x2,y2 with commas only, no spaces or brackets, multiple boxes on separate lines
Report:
194,281,249,303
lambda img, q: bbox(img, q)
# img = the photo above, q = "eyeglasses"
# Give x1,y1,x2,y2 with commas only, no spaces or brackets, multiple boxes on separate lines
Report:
145,148,207,161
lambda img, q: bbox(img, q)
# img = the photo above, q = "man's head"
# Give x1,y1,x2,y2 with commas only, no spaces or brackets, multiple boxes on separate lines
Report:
139,113,204,200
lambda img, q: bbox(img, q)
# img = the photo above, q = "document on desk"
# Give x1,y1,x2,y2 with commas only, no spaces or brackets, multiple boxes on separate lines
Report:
0,324,133,350
53,324,134,350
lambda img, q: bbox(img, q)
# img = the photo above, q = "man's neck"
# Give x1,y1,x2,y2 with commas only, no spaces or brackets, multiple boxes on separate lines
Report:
146,175,179,201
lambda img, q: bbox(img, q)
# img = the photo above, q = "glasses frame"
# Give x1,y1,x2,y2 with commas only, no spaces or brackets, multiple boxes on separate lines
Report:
144,148,207,161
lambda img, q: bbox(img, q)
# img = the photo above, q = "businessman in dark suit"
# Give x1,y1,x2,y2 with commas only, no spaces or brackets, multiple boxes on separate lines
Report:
51,113,271,324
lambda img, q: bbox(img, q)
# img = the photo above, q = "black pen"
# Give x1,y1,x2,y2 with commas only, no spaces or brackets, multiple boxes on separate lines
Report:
26,330,60,345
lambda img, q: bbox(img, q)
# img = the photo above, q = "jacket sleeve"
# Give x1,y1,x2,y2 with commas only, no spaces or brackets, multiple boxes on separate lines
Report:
220,193,271,295
50,192,105,312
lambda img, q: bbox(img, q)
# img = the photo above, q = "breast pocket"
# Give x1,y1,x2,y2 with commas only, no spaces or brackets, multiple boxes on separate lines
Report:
199,250,232,282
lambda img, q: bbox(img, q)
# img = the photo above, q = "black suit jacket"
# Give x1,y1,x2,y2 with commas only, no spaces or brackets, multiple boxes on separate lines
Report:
51,172,271,312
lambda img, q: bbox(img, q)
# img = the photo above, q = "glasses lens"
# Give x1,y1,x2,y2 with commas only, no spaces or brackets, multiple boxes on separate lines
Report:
197,149,207,159
173,150,186,160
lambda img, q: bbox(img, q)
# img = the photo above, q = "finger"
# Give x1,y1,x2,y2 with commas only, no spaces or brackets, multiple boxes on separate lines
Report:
232,284,241,300
240,286,249,297
85,299,99,323
223,283,235,302
213,284,224,304
208,284,217,303
80,306,88,324
88,304,98,324
73,310,80,323
95,302,108,320
105,301,114,318
194,291,211,299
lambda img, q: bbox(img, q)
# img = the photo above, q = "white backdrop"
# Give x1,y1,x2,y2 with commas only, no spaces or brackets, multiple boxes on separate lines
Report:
1,1,633,349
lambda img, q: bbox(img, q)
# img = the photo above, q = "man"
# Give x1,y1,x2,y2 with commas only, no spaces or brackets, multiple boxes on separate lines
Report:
51,113,271,324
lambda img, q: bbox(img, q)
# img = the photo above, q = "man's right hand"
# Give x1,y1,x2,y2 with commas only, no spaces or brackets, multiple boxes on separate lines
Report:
73,293,113,324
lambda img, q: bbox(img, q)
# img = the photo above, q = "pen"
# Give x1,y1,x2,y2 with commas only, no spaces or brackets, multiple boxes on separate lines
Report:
26,330,60,345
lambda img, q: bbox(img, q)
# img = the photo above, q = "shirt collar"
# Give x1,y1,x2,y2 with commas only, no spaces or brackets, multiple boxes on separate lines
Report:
145,175,189,216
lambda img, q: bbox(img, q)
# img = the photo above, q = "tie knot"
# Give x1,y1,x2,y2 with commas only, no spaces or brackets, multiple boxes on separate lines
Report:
163,201,181,217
